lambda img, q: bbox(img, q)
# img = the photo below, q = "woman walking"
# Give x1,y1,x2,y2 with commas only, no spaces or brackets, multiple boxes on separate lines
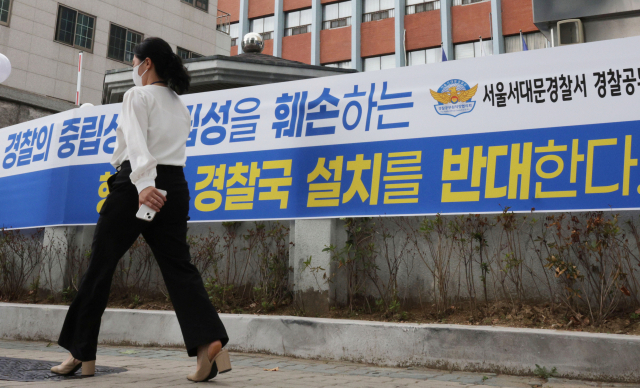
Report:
51,37,230,382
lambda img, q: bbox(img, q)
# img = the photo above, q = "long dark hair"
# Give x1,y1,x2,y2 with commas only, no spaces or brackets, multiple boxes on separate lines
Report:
133,37,190,95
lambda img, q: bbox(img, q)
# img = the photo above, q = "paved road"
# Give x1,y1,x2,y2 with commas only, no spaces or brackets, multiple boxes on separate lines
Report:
0,340,636,388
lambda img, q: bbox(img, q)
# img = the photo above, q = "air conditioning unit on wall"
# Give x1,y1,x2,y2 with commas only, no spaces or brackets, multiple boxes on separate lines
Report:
557,19,584,46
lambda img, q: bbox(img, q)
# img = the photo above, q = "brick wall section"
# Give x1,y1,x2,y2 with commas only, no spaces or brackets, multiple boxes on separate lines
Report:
360,18,395,57
320,27,351,63
249,0,275,19
263,39,275,55
284,0,311,12
502,0,538,36
405,10,441,51
321,0,343,4
219,0,240,22
282,33,312,63
451,2,491,43
231,45,238,55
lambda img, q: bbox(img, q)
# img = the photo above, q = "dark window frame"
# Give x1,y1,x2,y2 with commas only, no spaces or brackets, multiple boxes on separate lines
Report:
0,0,13,27
107,22,144,65
181,0,209,13
54,4,96,52
177,47,204,59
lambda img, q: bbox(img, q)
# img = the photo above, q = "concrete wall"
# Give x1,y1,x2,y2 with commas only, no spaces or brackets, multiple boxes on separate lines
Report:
0,84,75,128
0,0,230,106
0,99,58,129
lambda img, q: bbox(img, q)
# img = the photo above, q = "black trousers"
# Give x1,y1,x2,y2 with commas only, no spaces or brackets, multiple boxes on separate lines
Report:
58,161,229,361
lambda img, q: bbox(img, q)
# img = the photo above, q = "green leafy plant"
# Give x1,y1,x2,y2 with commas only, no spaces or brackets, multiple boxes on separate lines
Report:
533,364,558,379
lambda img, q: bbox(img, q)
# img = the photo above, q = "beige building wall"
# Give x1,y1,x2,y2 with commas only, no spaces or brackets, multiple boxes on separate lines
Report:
0,0,231,106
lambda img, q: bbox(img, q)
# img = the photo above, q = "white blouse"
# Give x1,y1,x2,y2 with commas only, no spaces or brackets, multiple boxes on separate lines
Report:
110,85,192,193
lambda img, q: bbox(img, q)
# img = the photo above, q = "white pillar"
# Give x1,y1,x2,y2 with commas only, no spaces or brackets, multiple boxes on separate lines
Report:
351,0,362,71
273,0,285,57
394,0,406,67
311,0,322,65
40,227,69,293
292,219,336,314
238,0,250,54
491,0,504,54
440,0,453,60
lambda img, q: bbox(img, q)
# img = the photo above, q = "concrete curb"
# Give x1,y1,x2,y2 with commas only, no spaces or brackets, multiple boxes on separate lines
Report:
0,303,638,382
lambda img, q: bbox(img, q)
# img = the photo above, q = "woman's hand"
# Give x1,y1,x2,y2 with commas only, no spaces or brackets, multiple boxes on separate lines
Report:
139,187,167,212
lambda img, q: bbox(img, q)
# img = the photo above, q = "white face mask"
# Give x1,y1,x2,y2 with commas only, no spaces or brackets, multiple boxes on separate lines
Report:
132,62,148,87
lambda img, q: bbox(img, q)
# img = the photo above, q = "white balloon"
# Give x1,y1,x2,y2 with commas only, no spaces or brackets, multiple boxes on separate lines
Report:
0,53,11,83
80,103,94,108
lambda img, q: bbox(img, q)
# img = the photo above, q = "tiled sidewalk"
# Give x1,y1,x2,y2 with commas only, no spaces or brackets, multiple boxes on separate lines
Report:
0,340,636,388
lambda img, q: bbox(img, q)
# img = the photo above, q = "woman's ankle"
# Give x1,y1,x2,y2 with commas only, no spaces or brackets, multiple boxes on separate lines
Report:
207,340,222,360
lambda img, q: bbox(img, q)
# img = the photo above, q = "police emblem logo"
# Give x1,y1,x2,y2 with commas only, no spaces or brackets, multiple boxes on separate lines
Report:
430,79,478,117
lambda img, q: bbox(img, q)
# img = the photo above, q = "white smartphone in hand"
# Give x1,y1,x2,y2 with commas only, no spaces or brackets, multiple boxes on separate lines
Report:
136,189,167,222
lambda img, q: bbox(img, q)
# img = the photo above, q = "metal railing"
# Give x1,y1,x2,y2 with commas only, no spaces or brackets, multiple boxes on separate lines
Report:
231,38,237,46
284,24,311,36
322,16,352,30
216,9,231,34
453,0,487,6
406,0,440,14
362,9,394,22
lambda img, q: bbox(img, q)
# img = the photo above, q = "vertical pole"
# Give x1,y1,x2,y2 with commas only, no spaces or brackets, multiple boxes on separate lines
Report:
440,0,453,61
490,0,504,54
76,51,83,105
351,0,362,71
520,29,523,51
311,0,322,65
394,0,406,67
238,0,250,54
273,0,285,57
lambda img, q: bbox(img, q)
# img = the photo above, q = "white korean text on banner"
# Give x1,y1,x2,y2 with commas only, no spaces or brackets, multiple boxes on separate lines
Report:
1,36,640,229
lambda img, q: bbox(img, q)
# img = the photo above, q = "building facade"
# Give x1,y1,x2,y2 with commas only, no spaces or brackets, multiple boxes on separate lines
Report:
0,0,231,106
219,0,549,70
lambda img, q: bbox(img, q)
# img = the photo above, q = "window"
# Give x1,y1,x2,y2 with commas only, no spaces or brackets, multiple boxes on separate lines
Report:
363,0,394,22
323,60,352,69
322,2,351,30
182,0,208,12
250,15,274,40
0,0,12,26
454,39,492,59
285,9,312,36
54,5,95,51
406,0,439,14
505,32,549,53
108,24,143,64
217,10,231,34
177,47,204,59
230,23,239,46
363,54,394,71
453,0,486,5
408,47,441,66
